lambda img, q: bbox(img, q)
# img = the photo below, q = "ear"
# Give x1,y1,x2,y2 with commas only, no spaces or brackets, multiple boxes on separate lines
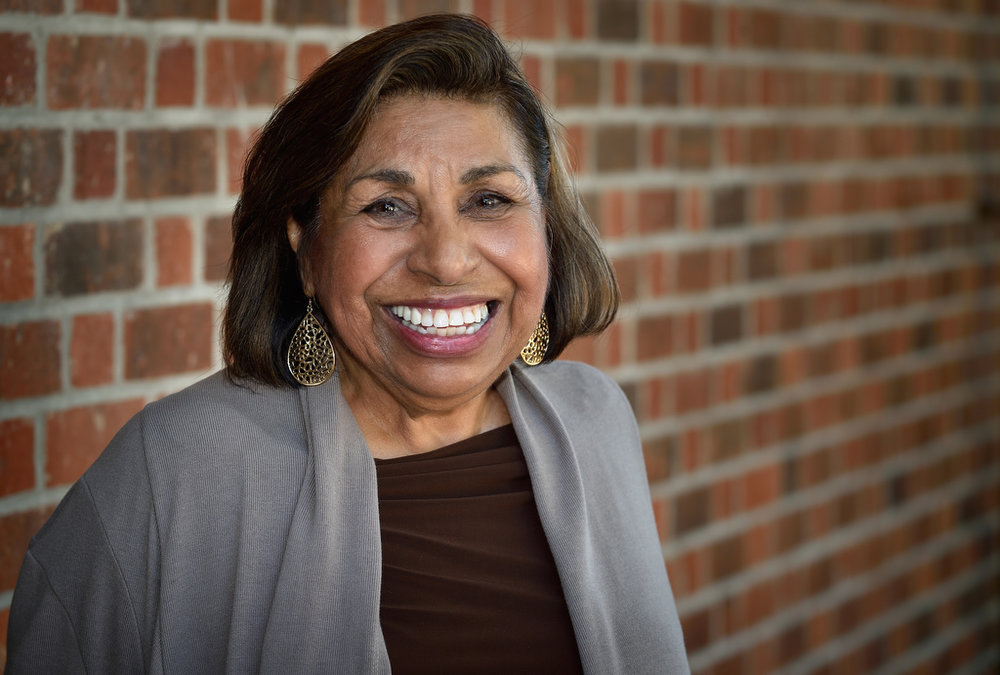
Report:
286,217,315,297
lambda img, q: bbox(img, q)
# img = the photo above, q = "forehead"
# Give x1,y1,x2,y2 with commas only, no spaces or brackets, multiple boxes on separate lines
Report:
343,95,530,175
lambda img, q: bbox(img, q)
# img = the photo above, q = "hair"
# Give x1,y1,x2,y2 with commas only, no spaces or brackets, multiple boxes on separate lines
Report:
223,14,619,387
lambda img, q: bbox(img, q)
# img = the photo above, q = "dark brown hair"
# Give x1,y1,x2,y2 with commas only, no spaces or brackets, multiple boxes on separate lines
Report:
223,14,619,386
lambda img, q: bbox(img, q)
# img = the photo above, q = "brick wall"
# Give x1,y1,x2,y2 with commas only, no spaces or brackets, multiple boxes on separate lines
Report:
0,1,997,672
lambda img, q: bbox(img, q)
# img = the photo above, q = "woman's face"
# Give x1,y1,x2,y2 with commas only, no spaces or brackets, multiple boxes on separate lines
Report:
291,95,548,413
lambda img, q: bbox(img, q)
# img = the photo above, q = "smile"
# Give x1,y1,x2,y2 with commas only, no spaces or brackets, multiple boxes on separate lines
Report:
389,302,490,337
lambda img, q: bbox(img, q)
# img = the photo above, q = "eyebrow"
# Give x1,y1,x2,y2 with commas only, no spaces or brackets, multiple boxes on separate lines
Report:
347,164,527,189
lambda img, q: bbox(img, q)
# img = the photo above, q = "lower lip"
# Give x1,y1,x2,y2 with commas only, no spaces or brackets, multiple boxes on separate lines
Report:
386,308,495,357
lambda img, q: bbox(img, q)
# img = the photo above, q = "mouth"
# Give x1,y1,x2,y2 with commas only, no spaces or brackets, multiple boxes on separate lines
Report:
388,301,494,337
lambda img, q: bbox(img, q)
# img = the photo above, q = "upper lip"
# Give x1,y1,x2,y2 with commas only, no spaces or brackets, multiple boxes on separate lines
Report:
385,296,495,310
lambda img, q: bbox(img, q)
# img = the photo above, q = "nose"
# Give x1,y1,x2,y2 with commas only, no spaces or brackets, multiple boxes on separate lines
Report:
406,208,480,285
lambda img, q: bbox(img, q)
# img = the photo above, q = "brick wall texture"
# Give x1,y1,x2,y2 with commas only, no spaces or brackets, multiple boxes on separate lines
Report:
0,1,998,672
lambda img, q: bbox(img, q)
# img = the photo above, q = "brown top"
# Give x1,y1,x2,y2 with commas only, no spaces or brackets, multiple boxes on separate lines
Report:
375,424,584,674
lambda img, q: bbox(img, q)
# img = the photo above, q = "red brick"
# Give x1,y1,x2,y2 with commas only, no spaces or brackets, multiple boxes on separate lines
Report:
0,129,63,207
636,189,676,233
358,0,385,26
125,303,213,379
46,399,143,485
227,0,261,21
503,0,556,39
0,321,60,400
0,33,36,105
297,43,329,81
204,214,232,282
70,313,114,387
44,220,143,296
73,130,116,199
155,39,195,107
0,418,34,497
274,0,347,24
0,225,35,302
205,40,286,107
0,507,54,591
555,57,600,106
76,0,116,11
125,128,216,198
46,35,146,110
155,216,192,287
126,0,215,18
637,315,672,361
225,127,254,195
678,2,714,46
676,249,711,293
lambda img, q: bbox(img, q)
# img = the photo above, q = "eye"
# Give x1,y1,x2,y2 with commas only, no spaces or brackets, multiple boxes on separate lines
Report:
464,192,512,217
362,198,413,222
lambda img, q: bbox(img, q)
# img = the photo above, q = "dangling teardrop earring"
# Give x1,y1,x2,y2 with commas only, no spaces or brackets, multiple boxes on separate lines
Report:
287,298,336,386
520,313,549,366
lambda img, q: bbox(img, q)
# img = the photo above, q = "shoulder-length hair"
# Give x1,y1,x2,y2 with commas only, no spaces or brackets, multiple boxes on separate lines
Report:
223,13,619,386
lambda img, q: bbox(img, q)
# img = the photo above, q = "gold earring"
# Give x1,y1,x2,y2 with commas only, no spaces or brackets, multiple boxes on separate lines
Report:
287,298,335,386
520,313,549,366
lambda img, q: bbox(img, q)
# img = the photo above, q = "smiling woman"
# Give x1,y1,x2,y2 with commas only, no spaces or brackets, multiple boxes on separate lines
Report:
5,14,689,674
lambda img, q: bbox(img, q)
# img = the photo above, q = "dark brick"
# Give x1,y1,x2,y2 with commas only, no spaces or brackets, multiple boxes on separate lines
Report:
675,487,710,535
712,534,744,580
640,61,679,105
46,35,146,110
0,129,62,207
555,57,600,106
675,126,713,169
44,220,143,296
274,0,347,24
596,0,639,41
746,354,777,394
125,303,213,379
595,125,637,172
748,241,779,280
0,0,62,13
710,304,743,345
780,294,808,332
126,0,216,19
125,128,216,198
0,33,36,105
636,190,676,233
680,608,710,652
204,214,232,282
713,185,746,228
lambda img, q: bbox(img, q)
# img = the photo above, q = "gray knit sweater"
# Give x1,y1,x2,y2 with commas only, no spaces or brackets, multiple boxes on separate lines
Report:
6,360,689,674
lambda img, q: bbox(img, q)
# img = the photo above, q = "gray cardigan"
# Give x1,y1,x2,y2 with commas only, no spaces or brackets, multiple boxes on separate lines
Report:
7,361,689,674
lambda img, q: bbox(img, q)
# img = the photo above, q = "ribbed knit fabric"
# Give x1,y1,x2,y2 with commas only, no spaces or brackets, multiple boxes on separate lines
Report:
6,361,689,674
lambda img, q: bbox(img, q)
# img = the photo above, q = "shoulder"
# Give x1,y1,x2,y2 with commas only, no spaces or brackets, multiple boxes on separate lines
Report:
508,360,643,478
131,371,306,463
512,360,634,433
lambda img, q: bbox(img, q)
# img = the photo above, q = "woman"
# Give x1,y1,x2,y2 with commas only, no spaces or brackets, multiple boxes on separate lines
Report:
6,14,688,674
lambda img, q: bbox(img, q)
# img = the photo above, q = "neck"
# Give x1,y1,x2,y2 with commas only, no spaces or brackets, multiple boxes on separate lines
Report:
340,367,512,460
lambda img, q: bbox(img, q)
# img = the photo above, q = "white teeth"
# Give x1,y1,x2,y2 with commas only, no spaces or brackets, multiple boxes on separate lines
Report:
389,302,491,336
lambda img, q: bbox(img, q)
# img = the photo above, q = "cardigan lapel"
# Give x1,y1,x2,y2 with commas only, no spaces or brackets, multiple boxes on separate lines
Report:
259,373,390,673
497,366,619,674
